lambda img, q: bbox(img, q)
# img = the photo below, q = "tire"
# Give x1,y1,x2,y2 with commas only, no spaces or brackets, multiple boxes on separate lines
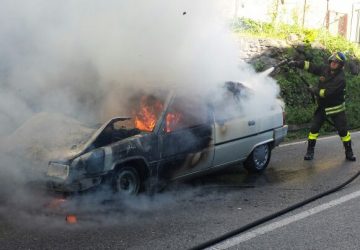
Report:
244,143,271,173
112,166,141,196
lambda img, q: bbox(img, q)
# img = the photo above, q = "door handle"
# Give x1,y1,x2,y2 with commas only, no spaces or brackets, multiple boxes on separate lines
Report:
248,120,256,126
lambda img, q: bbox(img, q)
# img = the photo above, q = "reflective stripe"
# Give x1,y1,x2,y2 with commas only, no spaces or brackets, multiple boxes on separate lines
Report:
325,103,345,111
341,132,351,142
308,132,319,140
325,103,345,115
304,61,310,71
326,108,345,115
319,89,325,97
336,53,344,62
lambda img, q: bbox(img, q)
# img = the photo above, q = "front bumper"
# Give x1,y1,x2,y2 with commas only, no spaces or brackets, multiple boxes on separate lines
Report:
46,176,102,193
273,125,288,146
47,161,104,193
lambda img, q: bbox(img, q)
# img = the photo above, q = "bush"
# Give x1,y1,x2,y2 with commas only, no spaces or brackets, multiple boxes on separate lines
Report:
233,17,360,58
285,106,314,124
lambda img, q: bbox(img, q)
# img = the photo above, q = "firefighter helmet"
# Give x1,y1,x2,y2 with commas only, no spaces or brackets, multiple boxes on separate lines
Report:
328,52,346,67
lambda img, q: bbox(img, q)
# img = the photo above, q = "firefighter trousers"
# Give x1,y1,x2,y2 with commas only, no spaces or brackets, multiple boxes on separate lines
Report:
309,108,349,138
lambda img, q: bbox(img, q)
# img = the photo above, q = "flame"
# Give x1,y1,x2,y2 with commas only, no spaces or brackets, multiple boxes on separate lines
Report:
65,214,78,224
133,95,183,132
134,95,164,131
165,112,182,132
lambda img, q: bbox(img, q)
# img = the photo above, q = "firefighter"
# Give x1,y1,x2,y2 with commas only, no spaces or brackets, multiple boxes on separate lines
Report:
288,52,356,161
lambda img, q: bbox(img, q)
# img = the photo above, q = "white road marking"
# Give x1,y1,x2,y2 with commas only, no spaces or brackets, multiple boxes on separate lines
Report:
208,189,360,250
279,131,360,148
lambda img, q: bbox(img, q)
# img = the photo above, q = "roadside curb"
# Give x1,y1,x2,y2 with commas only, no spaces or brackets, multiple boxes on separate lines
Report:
280,130,360,147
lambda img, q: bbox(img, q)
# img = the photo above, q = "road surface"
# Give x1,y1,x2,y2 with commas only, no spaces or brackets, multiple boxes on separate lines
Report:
0,132,359,250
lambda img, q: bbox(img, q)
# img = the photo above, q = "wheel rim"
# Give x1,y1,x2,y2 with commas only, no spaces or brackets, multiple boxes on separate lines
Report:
252,144,269,170
116,170,138,195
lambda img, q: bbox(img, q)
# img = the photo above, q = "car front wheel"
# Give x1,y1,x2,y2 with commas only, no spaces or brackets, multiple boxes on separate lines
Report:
244,143,271,173
112,166,141,196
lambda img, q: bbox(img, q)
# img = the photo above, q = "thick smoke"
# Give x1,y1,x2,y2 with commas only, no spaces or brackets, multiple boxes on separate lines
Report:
0,0,281,227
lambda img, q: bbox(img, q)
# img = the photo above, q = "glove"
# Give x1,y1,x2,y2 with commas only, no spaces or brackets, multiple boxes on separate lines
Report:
288,60,302,68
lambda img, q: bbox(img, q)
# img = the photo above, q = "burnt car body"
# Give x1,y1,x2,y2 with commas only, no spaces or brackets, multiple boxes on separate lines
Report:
47,85,288,195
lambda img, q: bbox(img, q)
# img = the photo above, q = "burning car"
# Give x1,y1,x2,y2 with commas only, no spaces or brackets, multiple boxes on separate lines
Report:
47,83,287,195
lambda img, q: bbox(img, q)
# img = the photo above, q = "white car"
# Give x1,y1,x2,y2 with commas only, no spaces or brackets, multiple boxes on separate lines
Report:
47,82,287,195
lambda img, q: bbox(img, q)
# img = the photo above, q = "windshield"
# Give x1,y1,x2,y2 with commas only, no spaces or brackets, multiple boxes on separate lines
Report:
130,93,167,132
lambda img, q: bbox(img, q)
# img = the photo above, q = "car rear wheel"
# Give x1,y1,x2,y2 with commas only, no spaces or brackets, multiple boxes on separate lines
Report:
244,143,271,173
112,166,141,196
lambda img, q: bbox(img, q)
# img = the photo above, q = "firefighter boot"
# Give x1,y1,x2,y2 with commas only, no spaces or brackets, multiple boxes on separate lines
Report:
304,139,316,160
343,141,356,161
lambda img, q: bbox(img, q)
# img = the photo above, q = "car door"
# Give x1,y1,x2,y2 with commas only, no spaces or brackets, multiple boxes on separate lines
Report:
157,96,214,180
212,86,260,167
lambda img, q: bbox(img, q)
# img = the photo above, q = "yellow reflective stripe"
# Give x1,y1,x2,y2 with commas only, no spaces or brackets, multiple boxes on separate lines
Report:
336,53,343,62
325,103,345,110
319,89,325,97
325,103,345,111
308,132,319,140
326,109,345,115
326,107,346,115
325,103,346,115
341,132,351,142
304,61,310,71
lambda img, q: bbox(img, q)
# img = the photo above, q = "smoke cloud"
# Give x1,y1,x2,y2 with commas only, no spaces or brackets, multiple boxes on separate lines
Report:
0,0,281,227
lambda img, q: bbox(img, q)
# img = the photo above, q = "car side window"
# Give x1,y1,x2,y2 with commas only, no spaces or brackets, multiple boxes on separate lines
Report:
93,124,113,148
164,97,209,133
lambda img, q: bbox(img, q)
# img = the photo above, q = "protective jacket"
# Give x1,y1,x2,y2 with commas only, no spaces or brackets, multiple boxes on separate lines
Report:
300,61,346,115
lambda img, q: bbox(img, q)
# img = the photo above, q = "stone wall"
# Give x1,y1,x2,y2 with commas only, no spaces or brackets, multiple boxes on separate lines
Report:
237,36,360,75
237,36,289,65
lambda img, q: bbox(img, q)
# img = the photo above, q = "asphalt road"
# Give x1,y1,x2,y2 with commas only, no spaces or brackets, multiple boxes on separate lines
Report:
1,132,360,250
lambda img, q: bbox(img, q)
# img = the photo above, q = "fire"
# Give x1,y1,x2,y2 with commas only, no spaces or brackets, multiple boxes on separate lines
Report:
133,95,182,132
165,112,182,132
134,95,164,132
66,214,77,224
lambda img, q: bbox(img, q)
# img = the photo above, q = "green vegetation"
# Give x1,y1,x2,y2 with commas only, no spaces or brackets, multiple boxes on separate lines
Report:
232,17,360,57
232,18,360,138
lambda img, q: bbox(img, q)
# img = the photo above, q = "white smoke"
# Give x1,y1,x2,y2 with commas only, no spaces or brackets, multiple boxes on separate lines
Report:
0,0,280,128
0,0,281,227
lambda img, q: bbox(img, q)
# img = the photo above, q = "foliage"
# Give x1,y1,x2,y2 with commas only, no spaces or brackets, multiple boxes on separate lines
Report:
253,59,266,72
285,106,314,125
233,17,360,57
317,32,360,58
345,73,360,129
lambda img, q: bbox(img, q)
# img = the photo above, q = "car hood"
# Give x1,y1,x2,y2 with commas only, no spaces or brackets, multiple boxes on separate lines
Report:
51,129,148,164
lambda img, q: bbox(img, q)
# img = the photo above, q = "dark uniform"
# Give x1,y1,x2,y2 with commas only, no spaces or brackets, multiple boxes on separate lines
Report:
290,52,356,161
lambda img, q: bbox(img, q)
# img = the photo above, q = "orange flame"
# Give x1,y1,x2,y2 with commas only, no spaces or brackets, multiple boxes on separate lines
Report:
66,214,77,224
134,96,164,132
133,95,183,132
165,112,182,132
